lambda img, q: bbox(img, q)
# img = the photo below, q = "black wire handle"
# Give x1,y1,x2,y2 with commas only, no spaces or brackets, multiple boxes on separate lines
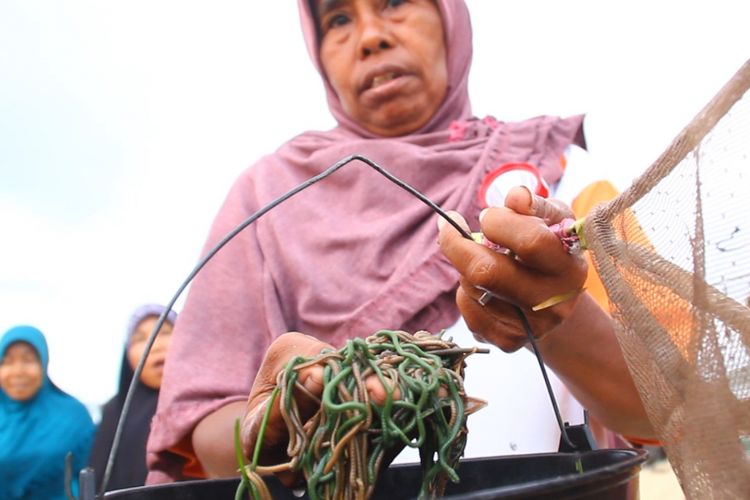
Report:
100,154,574,495
514,306,576,449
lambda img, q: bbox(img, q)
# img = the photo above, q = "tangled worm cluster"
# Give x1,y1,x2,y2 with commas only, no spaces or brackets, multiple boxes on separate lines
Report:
237,329,486,500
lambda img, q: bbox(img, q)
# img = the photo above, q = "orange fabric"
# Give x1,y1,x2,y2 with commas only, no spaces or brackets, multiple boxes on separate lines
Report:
571,180,664,448
613,213,697,362
570,180,693,348
170,435,207,479
570,180,619,311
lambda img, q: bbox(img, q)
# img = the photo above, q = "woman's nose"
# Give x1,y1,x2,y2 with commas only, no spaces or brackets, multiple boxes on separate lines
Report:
151,335,170,353
358,14,393,58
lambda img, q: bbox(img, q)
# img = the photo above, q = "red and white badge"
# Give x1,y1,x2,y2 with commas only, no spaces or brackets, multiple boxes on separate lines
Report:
477,162,549,208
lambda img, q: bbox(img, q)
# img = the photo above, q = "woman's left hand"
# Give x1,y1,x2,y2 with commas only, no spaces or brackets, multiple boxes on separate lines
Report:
437,186,588,352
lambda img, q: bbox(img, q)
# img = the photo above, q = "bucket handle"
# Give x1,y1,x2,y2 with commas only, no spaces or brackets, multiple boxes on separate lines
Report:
93,154,582,497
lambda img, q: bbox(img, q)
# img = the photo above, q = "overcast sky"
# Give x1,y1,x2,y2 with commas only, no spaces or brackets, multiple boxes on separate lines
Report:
1,1,748,413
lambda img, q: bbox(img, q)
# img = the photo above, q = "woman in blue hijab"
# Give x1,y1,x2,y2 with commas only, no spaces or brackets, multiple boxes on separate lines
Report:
0,325,95,500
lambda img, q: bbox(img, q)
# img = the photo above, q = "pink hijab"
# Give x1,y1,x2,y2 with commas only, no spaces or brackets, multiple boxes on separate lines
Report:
147,0,584,482
297,0,473,137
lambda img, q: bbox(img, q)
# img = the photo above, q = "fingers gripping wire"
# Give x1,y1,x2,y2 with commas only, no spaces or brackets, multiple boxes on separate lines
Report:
100,154,575,495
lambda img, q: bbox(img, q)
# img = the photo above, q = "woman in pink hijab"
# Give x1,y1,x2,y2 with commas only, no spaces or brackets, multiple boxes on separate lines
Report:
146,0,653,483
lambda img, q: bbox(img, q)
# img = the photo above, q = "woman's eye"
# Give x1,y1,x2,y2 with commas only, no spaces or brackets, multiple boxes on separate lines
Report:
131,334,147,344
386,0,406,8
327,13,350,29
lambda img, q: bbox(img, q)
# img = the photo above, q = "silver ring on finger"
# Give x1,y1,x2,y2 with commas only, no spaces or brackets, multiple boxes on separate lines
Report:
477,290,493,307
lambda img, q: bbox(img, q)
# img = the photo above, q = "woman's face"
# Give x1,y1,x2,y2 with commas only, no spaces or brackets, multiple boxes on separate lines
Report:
317,0,448,137
0,342,44,401
127,316,174,390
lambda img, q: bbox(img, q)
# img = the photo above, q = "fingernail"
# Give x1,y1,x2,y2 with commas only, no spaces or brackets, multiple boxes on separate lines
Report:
518,185,537,213
437,215,446,231
479,208,488,223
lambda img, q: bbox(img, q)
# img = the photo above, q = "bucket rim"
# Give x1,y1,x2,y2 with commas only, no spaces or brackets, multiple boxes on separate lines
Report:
442,448,648,499
104,448,648,499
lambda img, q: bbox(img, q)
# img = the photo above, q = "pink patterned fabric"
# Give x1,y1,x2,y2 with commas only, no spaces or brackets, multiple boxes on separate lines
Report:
549,217,582,253
146,0,585,482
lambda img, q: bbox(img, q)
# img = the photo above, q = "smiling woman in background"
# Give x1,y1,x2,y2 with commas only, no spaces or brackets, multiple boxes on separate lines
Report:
0,325,95,500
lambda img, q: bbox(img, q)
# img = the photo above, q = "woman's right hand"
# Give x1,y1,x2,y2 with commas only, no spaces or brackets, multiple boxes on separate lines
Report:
240,332,331,485
239,332,398,486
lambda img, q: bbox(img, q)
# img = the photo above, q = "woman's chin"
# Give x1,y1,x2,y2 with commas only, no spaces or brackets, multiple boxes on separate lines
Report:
361,110,433,137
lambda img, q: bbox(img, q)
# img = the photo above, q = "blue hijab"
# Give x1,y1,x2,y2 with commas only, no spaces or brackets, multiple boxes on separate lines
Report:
0,325,95,500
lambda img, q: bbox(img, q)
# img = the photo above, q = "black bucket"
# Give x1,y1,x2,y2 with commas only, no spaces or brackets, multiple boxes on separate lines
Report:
104,448,646,500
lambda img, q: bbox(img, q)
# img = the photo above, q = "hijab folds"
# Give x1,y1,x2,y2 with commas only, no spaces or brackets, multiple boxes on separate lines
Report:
0,325,95,500
148,0,585,482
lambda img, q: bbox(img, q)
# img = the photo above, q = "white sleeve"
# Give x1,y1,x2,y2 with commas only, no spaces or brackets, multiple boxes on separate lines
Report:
549,144,598,206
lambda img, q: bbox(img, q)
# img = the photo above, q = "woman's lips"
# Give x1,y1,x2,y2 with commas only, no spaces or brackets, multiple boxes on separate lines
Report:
370,72,399,89
359,64,410,93
6,380,31,392
361,73,414,104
